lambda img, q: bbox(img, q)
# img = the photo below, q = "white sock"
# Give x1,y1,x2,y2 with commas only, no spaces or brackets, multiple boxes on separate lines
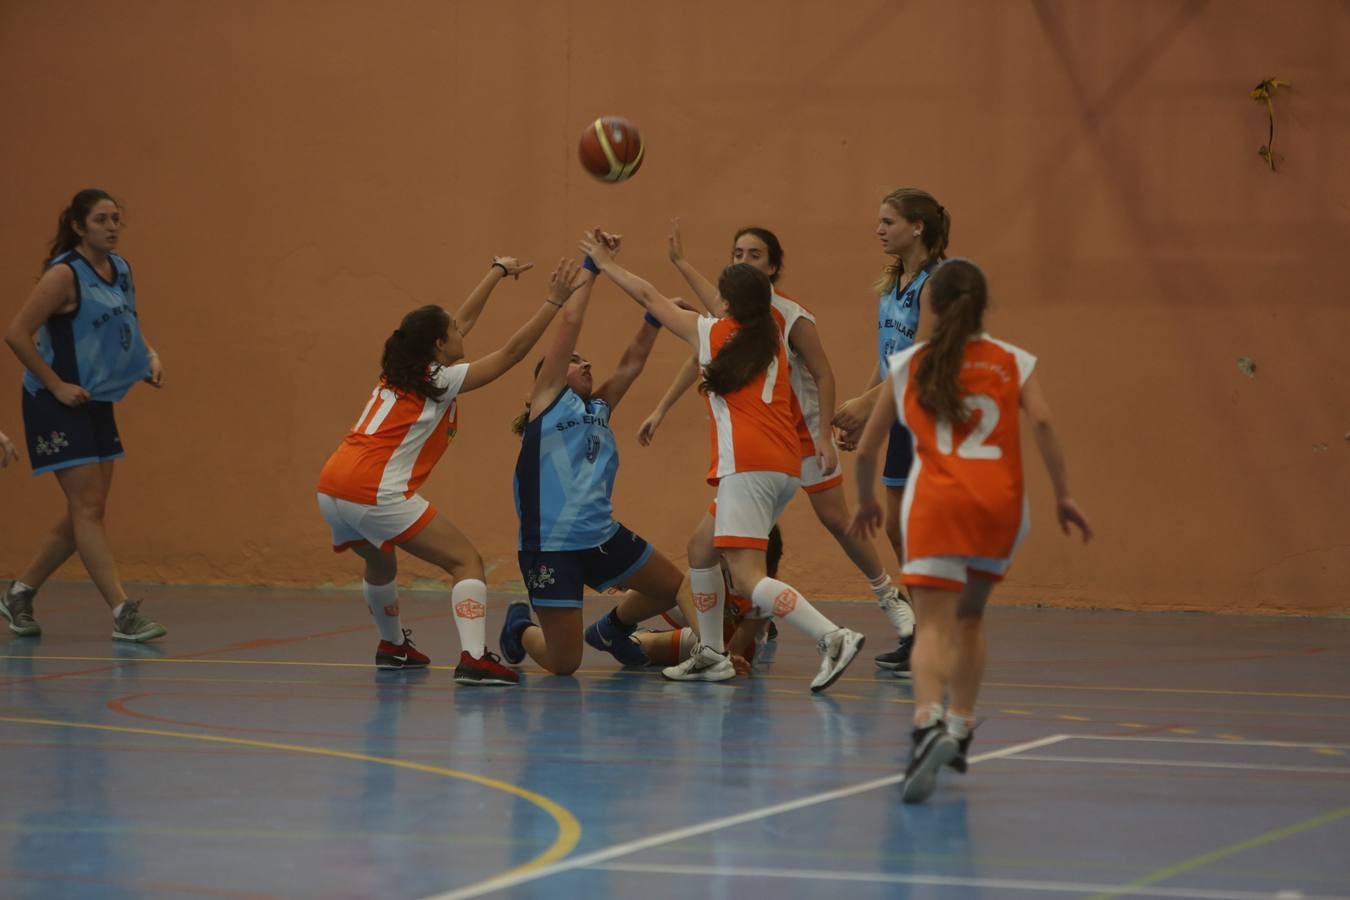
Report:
111,602,125,620
689,566,726,654
750,577,835,642
11,580,36,597
451,579,488,658
363,580,404,643
916,702,945,728
947,712,974,739
870,573,915,637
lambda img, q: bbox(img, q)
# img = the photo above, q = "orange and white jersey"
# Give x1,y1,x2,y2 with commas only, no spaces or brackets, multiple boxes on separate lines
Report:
317,363,470,505
697,314,802,484
889,335,1037,561
771,291,822,458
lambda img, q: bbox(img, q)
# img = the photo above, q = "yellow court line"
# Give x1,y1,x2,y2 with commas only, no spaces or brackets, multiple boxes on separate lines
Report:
0,716,581,892
1084,804,1350,900
11,656,1350,700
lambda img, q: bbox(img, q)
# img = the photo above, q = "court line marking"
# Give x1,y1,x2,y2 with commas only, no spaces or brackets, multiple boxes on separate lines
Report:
586,862,1347,899
1083,804,1350,900
1011,755,1350,775
0,716,580,894
1061,735,1350,750
417,733,1071,900
10,656,1350,699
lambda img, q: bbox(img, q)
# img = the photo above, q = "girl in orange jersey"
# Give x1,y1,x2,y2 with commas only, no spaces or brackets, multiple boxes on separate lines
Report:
317,257,582,685
581,232,864,693
849,258,1093,803
640,221,916,666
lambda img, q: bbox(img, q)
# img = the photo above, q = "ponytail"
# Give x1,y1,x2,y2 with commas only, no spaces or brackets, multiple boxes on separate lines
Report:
913,259,988,424
381,306,450,400
700,264,779,396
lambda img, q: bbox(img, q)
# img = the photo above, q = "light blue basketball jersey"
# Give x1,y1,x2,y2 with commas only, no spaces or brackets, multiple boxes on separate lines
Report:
23,251,151,402
515,389,622,551
877,263,934,377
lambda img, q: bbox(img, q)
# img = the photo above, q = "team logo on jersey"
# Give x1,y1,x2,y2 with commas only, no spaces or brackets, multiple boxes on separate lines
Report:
119,322,132,351
119,275,130,292
772,588,798,617
584,433,601,463
527,564,556,591
35,431,69,457
454,598,486,620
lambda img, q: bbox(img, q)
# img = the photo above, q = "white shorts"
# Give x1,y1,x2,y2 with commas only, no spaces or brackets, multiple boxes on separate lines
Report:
713,470,798,551
317,492,436,553
799,448,843,493
902,554,1011,591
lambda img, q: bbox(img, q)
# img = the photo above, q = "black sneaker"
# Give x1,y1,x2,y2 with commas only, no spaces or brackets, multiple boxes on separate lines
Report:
950,731,974,774
112,600,167,643
901,721,959,805
874,634,913,672
1,583,40,637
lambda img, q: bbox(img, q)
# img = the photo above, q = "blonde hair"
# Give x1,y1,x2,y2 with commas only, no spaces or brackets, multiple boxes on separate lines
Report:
874,188,951,295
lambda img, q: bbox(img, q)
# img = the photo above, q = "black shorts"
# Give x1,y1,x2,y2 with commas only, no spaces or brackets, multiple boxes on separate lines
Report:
882,419,914,487
21,388,123,475
517,524,654,610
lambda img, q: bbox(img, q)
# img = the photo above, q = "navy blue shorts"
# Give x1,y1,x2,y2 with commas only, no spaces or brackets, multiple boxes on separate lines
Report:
21,389,123,476
882,419,914,488
517,523,654,610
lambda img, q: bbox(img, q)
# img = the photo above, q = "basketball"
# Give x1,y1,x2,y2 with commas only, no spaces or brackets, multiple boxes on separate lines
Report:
578,116,644,183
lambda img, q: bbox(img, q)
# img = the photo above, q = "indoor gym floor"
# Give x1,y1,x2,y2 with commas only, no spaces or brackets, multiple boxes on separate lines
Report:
2,584,1347,899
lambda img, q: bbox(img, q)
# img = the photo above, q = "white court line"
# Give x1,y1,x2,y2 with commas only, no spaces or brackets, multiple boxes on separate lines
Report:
420,733,1072,900
591,862,1348,900
1012,754,1350,775
1062,735,1350,750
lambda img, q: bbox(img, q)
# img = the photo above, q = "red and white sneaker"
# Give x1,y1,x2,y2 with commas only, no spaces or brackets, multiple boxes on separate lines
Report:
454,650,519,686
375,629,431,670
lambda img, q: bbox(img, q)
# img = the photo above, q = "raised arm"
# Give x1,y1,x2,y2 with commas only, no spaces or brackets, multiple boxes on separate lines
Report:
580,231,702,348
667,219,720,315
4,265,89,408
786,318,838,472
847,375,898,538
637,353,701,446
461,259,582,393
455,256,534,339
595,314,661,413
528,268,598,414
1020,371,1093,542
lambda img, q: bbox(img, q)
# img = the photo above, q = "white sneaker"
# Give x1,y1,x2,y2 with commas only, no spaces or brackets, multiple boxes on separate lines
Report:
662,642,736,682
878,585,915,635
810,628,864,693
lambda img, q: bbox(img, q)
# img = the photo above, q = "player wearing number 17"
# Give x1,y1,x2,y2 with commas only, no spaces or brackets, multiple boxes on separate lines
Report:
847,258,1093,804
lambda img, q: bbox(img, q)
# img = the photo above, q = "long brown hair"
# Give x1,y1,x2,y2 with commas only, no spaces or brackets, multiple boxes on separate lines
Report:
875,187,951,295
701,264,779,396
381,305,451,400
913,259,988,423
47,189,117,267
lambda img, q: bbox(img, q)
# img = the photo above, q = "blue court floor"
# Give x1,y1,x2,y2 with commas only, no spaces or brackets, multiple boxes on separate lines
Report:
2,584,1348,899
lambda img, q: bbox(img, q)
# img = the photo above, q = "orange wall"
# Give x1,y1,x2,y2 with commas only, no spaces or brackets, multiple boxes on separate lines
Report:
2,1,1347,614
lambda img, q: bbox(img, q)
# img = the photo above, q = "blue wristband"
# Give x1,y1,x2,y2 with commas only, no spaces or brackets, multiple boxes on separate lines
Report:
643,311,662,329
582,256,600,274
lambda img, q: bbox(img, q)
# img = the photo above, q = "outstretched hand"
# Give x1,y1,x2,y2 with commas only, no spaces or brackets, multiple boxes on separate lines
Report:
847,496,884,539
579,228,619,264
493,256,534,279
547,258,584,305
668,218,684,263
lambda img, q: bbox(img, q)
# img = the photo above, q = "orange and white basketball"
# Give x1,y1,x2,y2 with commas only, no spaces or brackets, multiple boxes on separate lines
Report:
578,116,644,183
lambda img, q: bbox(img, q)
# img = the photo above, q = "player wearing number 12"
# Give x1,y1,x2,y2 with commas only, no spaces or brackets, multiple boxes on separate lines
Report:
848,258,1093,804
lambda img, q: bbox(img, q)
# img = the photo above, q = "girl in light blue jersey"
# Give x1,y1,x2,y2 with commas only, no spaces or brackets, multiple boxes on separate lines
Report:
2,190,167,642
833,187,950,670
501,231,684,676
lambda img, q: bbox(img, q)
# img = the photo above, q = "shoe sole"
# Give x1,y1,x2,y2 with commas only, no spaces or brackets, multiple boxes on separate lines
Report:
112,627,167,643
376,659,430,670
902,734,960,804
454,675,519,686
874,658,905,670
1,607,41,637
891,669,913,679
811,633,865,693
662,665,736,682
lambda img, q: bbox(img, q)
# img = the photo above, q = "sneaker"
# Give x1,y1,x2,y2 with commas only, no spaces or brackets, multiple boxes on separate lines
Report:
585,612,649,667
875,633,913,672
454,650,519,686
375,629,430,670
111,600,166,643
878,584,915,634
766,621,778,641
901,722,960,804
498,601,533,665
1,584,40,637
810,628,864,693
662,643,735,682
950,731,974,774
